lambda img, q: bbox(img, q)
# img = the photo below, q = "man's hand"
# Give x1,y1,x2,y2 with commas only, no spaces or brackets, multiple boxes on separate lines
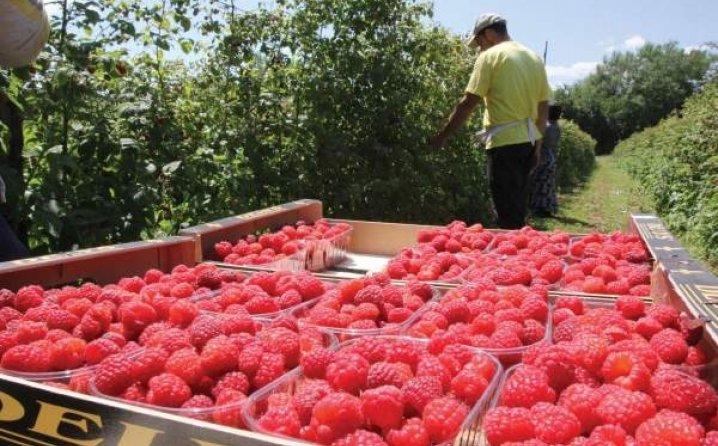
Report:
428,133,446,150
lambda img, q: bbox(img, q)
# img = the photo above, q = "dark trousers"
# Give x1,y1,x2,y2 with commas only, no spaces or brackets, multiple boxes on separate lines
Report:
488,142,535,229
0,214,29,262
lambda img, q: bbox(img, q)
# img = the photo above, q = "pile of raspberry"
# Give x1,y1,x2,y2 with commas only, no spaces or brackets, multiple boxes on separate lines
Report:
193,270,330,316
415,220,495,253
462,251,566,287
485,227,570,258
407,282,549,354
87,314,329,428
483,295,718,445
569,231,649,264
214,219,352,266
299,274,435,332
252,336,499,445
0,263,242,375
562,255,652,296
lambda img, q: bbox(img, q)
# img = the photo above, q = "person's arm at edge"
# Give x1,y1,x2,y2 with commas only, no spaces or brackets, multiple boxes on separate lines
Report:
530,100,549,172
429,93,481,149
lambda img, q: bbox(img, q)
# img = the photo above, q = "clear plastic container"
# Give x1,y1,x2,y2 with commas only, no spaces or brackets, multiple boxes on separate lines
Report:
242,336,504,446
290,288,441,342
0,364,95,388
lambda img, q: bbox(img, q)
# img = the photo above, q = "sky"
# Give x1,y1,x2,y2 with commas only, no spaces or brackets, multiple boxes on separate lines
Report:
431,0,717,86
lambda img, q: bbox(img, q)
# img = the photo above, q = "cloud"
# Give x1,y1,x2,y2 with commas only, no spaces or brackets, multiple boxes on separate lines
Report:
546,61,599,87
623,35,647,51
684,44,714,54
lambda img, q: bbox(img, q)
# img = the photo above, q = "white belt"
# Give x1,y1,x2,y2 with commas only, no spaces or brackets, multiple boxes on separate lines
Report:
477,118,540,146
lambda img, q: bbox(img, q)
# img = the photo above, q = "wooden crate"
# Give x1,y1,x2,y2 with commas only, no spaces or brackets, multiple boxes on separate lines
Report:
0,236,196,291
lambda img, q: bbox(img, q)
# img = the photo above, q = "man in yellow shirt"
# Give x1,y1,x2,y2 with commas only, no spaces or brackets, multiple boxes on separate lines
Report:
430,13,551,229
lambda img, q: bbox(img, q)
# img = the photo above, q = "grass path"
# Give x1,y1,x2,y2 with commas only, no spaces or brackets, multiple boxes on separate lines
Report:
530,155,654,234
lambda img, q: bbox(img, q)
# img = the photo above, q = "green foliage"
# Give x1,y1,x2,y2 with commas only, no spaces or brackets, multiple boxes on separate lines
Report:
616,82,718,266
1,0,502,253
555,119,596,191
556,43,714,153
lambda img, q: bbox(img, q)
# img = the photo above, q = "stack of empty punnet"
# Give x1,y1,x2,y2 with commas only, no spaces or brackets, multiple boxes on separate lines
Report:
213,219,353,272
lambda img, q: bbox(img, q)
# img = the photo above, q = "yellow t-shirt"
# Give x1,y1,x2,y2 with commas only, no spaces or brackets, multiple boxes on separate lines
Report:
466,41,551,149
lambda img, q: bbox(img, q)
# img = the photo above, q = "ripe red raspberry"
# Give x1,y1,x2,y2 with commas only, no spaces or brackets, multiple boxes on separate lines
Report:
596,390,656,434
361,385,404,431
483,407,535,445
650,328,688,364
649,368,718,417
84,338,122,365
615,295,645,320
15,286,44,312
146,373,192,407
490,328,523,348
365,362,409,389
439,299,472,324
165,347,203,387
118,276,145,293
634,409,705,446
309,392,364,444
237,342,264,378
188,316,223,349
387,307,413,324
50,337,87,371
402,376,443,415
131,347,169,383
245,294,280,315
705,431,718,446
14,320,48,344
212,389,247,428
530,402,582,444
257,327,300,368
635,316,663,340
558,384,602,433
167,300,198,327
601,351,651,391
118,301,157,335
294,274,325,300
556,296,585,315
354,285,383,305
212,371,250,398
527,344,575,391
386,418,430,446
92,353,135,396
500,365,556,408
416,356,451,392
451,367,489,405
258,405,301,437
300,347,335,379
685,346,708,366
646,304,679,328
422,396,469,443
201,335,239,377
1,343,52,372
587,424,627,445
293,379,332,425
252,352,285,389
120,382,147,402
277,290,303,309
332,430,388,446
385,339,422,369
326,353,369,394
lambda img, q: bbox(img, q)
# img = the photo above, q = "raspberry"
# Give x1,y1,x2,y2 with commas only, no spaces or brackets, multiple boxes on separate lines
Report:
685,346,708,366
636,316,663,339
201,335,239,377
258,406,301,437
14,320,48,344
144,327,193,354
615,295,645,320
252,352,285,389
607,339,659,371
258,327,300,368
530,402,581,444
527,344,575,391
300,347,336,379
346,337,387,363
326,353,370,394
490,328,523,348
386,418,430,446
596,390,656,434
85,338,122,365
587,424,627,445
237,342,264,378
295,274,326,299
121,382,147,402
402,376,443,414
439,299,472,324
556,296,585,315
212,371,250,398
558,384,602,433
1,343,52,372
634,409,705,446
212,389,247,428
650,328,689,364
293,380,332,425
354,285,383,305
332,430,388,446
92,353,135,396
500,365,556,408
422,396,469,443
188,316,223,349
649,368,718,417
165,348,203,387
450,367,489,405
361,385,404,430
646,305,679,328
118,301,157,337
416,356,451,392
483,407,535,445
50,337,87,370
131,347,169,383
146,373,192,407
601,351,651,391
15,286,44,312
705,431,718,446
309,392,364,444
277,290,303,309
167,300,198,327
365,361,410,389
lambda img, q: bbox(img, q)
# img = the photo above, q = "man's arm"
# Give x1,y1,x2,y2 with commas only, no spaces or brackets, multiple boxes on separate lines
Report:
429,93,481,149
530,100,549,173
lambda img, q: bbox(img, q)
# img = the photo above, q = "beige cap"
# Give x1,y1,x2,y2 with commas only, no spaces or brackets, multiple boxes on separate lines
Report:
466,13,506,48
